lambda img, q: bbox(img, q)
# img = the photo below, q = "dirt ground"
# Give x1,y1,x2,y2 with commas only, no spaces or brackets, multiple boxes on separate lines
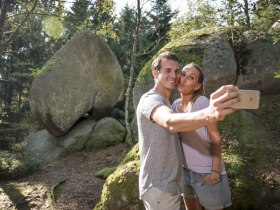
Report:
0,144,130,210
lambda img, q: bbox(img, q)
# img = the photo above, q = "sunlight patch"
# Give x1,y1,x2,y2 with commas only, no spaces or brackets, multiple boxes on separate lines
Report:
42,16,64,39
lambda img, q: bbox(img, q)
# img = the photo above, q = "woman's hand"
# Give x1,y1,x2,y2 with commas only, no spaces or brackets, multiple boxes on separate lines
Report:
199,172,220,186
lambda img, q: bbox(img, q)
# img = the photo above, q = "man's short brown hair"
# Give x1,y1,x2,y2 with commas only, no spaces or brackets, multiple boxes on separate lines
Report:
151,51,179,71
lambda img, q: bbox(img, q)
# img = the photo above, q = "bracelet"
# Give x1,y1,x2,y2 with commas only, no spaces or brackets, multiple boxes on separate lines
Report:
211,169,220,174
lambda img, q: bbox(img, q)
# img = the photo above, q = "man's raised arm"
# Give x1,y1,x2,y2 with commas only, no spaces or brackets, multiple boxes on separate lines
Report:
151,85,240,132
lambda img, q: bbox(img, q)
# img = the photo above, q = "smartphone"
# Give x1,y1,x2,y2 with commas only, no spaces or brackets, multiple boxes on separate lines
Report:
230,90,260,109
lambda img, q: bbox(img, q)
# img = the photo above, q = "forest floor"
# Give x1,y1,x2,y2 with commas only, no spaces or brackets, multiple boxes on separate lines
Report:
0,143,130,210
1,112,280,210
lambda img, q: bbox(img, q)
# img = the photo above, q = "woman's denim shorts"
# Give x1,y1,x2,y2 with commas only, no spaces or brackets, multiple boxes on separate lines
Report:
182,167,232,209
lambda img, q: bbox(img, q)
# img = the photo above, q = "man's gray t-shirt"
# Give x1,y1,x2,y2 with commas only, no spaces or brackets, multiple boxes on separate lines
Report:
136,88,183,199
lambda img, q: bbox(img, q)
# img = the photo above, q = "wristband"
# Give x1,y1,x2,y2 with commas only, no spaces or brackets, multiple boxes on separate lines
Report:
211,169,220,174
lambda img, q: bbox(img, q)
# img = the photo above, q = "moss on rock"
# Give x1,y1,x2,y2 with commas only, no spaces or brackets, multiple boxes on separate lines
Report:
86,117,125,152
66,136,88,153
220,95,280,209
94,144,141,210
94,160,142,210
95,166,117,180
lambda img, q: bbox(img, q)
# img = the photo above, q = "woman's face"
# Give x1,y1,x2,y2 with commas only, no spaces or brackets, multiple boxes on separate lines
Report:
177,66,201,95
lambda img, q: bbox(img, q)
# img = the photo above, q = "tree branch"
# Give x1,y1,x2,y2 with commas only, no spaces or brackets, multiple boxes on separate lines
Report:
4,0,39,45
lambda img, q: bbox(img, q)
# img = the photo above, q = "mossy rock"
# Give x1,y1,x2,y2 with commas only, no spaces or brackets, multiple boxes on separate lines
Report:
220,95,280,209
95,144,139,180
86,117,125,152
94,144,142,210
94,160,143,210
95,166,117,180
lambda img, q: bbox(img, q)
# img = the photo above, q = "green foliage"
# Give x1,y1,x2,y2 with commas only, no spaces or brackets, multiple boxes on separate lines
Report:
251,1,280,43
274,71,280,79
146,0,176,52
251,1,280,31
169,0,219,40
0,0,65,146
64,0,91,38
108,5,135,75
0,150,41,179
90,0,117,40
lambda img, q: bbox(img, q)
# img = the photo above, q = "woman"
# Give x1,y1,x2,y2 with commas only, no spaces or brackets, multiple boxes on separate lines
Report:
172,63,232,210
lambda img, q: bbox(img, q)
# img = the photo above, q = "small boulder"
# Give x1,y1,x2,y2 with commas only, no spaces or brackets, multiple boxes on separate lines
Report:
86,117,125,152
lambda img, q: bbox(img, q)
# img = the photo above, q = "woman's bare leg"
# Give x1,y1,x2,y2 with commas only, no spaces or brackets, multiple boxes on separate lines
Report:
183,196,202,210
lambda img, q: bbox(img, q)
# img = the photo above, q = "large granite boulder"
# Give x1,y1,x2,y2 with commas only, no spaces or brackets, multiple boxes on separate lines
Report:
29,30,124,136
133,27,237,109
236,31,280,94
133,27,280,109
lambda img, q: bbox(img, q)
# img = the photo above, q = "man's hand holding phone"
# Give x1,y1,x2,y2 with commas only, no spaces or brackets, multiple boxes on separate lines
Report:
230,90,260,109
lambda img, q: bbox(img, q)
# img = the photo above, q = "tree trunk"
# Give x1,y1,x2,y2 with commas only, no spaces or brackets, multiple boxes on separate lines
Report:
244,0,251,30
0,0,9,55
124,0,141,145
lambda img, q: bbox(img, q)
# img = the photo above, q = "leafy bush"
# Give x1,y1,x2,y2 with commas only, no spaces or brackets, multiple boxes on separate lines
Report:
0,150,41,179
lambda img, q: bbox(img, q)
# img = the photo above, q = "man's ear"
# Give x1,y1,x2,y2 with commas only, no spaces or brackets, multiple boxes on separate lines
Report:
152,69,159,78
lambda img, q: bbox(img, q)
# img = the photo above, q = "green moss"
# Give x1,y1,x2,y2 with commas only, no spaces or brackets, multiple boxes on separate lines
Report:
39,58,58,76
94,160,143,210
95,166,117,179
86,118,125,152
67,136,87,153
135,27,227,87
119,143,139,165
94,144,139,181
135,63,149,87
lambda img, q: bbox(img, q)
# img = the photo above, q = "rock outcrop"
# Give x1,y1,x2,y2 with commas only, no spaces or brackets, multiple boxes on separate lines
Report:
236,31,280,94
133,27,280,109
29,30,124,136
22,117,124,164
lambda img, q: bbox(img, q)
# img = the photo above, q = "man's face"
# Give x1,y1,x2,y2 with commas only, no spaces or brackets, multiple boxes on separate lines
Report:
156,58,180,91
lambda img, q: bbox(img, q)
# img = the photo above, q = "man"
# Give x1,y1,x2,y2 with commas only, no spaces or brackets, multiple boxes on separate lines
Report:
136,51,239,210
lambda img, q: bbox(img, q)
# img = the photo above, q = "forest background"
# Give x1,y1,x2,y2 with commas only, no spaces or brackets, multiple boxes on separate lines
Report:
0,0,280,170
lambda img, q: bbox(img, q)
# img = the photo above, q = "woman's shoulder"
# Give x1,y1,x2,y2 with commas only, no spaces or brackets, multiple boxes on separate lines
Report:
193,96,209,110
196,95,209,103
171,98,181,112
